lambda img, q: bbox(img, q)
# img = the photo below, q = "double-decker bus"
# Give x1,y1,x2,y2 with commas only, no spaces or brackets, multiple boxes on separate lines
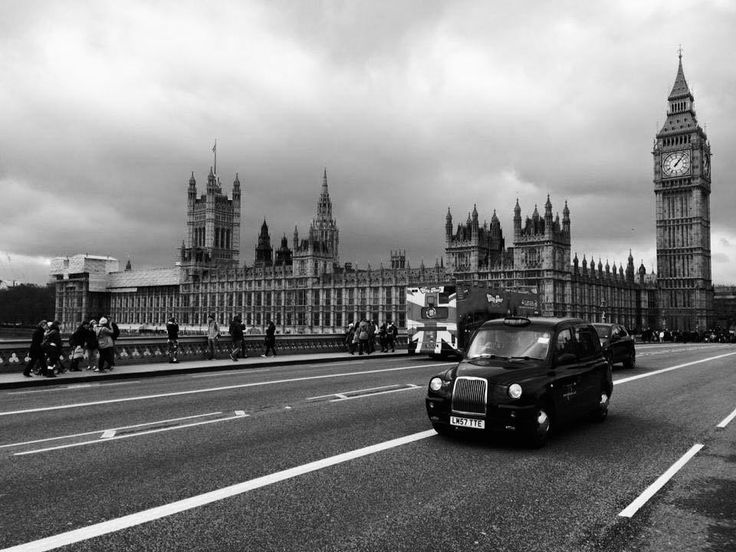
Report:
406,283,541,357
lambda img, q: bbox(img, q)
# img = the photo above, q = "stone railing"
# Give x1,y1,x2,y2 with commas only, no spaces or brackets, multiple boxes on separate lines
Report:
0,334,408,373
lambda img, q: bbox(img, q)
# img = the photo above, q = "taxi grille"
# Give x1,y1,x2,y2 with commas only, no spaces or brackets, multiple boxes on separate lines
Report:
451,377,487,415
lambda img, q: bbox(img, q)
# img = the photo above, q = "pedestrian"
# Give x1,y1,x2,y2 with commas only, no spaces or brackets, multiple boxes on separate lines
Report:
206,313,219,360
387,321,397,352
166,316,180,363
68,321,89,371
229,315,245,361
86,319,100,370
345,323,356,355
95,317,115,372
42,320,63,377
367,320,376,354
378,322,388,352
110,318,120,367
358,319,369,355
23,320,48,377
262,320,277,357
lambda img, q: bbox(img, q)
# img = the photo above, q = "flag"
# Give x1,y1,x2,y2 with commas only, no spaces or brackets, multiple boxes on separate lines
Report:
212,142,216,153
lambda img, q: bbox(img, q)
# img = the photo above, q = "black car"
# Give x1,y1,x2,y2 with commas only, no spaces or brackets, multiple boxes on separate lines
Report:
592,323,636,369
425,317,613,447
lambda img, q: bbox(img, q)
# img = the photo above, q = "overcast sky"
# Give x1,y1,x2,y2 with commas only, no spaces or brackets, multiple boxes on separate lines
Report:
1,0,735,287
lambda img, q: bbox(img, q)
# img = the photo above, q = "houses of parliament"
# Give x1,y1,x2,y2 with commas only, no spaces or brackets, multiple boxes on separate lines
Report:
49,55,714,334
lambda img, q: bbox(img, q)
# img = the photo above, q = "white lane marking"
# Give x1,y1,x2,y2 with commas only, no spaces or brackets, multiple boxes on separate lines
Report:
0,412,223,449
100,430,116,439
613,351,736,386
618,444,704,518
0,362,454,417
1,429,436,552
307,384,402,401
7,382,142,395
716,406,736,429
14,413,250,456
190,369,270,378
329,385,422,402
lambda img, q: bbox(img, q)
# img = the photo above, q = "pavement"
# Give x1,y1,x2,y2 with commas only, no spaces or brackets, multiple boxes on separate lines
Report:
0,350,406,390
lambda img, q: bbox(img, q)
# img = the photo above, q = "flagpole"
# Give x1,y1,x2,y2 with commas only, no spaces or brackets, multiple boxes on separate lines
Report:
213,139,217,176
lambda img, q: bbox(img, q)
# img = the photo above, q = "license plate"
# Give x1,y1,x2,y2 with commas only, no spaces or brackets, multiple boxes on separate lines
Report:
450,416,485,429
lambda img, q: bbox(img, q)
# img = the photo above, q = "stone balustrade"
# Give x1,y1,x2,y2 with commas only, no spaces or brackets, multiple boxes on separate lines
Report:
0,334,408,373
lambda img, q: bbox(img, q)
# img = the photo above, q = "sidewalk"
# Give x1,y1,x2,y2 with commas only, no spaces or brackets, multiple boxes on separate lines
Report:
0,351,406,390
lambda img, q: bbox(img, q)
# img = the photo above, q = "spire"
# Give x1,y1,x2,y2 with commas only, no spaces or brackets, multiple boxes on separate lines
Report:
668,47,693,101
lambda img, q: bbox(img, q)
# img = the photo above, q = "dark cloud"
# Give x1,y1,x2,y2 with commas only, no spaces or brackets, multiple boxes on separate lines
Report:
1,1,736,285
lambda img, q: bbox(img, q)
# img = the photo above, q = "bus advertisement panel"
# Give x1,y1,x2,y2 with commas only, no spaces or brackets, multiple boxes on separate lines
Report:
406,285,457,357
406,283,541,357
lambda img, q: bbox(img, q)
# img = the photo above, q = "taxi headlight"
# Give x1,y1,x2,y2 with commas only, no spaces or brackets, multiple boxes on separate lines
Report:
508,383,523,399
429,377,444,392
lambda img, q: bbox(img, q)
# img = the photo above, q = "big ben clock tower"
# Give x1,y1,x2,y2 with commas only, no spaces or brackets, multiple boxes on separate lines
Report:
653,51,713,332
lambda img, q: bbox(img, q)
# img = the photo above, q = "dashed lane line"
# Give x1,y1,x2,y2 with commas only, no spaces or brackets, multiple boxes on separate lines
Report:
717,406,736,429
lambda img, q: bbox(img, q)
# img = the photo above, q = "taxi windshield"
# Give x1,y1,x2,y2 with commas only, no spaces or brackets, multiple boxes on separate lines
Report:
466,327,550,360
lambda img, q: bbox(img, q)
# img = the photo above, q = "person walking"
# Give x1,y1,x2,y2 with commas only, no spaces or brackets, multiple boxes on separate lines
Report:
261,320,277,357
367,320,376,354
206,314,219,360
378,323,388,352
229,315,245,361
68,321,89,371
345,323,356,355
86,319,99,370
95,317,115,372
166,316,180,363
357,319,369,355
23,320,48,377
387,321,397,352
42,321,63,377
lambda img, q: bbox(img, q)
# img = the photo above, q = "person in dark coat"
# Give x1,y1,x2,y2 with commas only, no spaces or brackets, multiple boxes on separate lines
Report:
68,321,89,371
166,316,180,363
42,321,63,377
95,317,115,372
229,315,245,361
387,321,398,352
261,320,277,357
23,320,48,377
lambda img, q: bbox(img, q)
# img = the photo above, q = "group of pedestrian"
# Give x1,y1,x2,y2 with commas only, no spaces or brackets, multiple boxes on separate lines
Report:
203,314,278,361
345,320,397,355
23,317,119,377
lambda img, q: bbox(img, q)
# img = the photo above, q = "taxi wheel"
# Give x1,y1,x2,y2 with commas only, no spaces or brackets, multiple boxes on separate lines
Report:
591,389,610,423
623,351,636,369
526,403,552,448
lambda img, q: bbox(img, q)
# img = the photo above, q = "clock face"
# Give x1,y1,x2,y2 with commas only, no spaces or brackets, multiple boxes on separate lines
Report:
662,150,691,177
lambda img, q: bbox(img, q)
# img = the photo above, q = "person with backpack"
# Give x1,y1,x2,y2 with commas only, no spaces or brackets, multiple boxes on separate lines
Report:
357,319,369,355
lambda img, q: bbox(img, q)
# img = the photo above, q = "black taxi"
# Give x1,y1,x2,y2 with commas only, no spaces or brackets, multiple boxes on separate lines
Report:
425,317,613,447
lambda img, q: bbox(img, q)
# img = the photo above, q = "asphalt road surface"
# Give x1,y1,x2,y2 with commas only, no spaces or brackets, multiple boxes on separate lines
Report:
1,343,735,551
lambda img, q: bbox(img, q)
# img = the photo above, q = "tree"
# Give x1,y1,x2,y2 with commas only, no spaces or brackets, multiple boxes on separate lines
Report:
0,284,55,325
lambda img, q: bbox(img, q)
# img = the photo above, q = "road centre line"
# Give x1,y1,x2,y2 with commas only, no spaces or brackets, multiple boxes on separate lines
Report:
0,362,454,417
307,383,404,400
716,406,736,429
618,444,704,518
14,412,249,456
0,412,222,449
191,369,270,378
612,351,736,386
329,385,421,402
1,429,437,552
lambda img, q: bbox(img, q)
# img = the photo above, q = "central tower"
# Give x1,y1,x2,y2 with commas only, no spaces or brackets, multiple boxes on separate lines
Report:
653,52,713,331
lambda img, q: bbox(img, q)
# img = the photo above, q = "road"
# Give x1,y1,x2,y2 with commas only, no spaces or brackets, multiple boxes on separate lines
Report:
1,344,735,551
